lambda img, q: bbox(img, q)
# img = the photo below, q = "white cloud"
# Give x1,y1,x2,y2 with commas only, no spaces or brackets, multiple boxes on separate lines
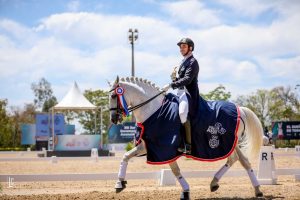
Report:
257,56,300,81
35,12,182,54
161,0,221,28
1,2,300,107
216,0,276,18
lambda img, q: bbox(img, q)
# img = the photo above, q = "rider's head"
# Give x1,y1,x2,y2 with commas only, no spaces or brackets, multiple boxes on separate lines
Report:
177,38,194,56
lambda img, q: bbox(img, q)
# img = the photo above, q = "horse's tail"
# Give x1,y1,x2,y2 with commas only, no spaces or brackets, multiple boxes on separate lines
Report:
238,107,263,159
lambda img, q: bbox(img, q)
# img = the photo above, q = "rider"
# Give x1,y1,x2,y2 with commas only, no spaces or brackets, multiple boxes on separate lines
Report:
162,38,200,154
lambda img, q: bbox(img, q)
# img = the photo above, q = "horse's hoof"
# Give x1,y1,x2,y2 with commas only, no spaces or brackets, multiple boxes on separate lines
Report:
115,180,127,193
255,191,263,197
180,191,190,200
116,187,125,193
255,186,263,197
210,184,219,192
210,177,219,192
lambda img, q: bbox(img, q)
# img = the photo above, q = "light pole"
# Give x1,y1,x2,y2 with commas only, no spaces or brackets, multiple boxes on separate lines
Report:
128,29,138,122
99,96,109,149
128,28,138,77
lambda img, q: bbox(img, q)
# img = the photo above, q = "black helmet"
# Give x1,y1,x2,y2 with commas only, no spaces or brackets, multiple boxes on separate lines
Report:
177,38,194,51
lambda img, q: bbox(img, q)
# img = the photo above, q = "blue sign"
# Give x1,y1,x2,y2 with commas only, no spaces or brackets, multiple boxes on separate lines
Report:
36,113,65,139
50,113,65,135
65,125,75,135
108,122,136,143
21,124,36,145
36,114,49,137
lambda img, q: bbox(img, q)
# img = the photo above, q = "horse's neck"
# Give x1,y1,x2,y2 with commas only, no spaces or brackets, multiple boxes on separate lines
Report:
120,82,164,123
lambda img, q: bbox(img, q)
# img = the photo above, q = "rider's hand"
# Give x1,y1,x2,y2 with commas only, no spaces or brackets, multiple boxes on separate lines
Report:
170,66,178,81
162,84,171,92
171,71,177,81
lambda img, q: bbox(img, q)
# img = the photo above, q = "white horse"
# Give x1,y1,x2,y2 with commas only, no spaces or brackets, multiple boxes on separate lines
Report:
109,76,264,200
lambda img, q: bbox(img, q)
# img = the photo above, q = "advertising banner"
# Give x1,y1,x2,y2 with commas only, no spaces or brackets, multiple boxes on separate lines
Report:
272,121,300,140
54,135,101,151
21,124,36,145
36,113,65,140
65,124,75,135
108,122,136,143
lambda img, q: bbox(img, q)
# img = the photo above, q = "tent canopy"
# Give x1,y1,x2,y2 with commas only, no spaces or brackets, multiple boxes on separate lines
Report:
53,82,97,111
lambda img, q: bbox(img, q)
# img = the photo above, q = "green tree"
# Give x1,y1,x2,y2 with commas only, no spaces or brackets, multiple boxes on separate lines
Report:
235,89,270,127
201,85,231,101
31,78,57,112
78,89,110,135
0,99,13,147
235,86,300,127
9,103,36,147
269,86,300,121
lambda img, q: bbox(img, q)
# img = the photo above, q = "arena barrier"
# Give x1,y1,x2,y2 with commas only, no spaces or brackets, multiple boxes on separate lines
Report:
1,168,300,183
1,147,299,185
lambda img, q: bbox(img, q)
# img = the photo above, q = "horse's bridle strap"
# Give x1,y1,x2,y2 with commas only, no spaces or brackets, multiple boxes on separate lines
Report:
110,90,165,113
127,91,165,112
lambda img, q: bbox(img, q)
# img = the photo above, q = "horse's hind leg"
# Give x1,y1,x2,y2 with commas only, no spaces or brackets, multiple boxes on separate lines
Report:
169,161,190,200
235,147,263,197
210,150,239,192
115,142,146,193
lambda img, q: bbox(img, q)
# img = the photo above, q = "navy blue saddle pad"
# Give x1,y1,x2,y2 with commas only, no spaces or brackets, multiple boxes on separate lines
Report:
135,93,240,164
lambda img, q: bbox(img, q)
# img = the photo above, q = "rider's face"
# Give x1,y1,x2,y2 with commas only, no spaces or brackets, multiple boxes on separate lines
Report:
179,44,190,56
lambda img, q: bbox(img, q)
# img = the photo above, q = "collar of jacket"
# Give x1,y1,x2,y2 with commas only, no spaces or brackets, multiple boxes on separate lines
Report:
181,54,193,65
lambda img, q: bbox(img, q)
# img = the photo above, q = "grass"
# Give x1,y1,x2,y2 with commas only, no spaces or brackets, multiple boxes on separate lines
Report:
125,142,134,151
274,139,300,148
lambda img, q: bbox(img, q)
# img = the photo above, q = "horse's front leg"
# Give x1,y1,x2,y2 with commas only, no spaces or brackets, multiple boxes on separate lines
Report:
169,161,190,200
115,141,146,193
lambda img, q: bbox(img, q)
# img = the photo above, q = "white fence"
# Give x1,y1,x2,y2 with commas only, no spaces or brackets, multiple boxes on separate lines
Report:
0,147,299,183
0,169,300,183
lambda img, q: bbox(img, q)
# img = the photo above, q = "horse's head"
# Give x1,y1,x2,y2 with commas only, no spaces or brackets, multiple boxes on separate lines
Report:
109,76,124,124
109,76,164,124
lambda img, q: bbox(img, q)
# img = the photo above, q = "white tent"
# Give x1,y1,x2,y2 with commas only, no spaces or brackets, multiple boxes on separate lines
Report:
53,82,97,110
50,82,99,150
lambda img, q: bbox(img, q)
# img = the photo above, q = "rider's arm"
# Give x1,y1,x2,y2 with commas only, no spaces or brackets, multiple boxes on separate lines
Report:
170,59,199,89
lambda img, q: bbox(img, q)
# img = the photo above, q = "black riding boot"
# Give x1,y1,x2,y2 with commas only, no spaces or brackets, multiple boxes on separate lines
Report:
178,120,192,154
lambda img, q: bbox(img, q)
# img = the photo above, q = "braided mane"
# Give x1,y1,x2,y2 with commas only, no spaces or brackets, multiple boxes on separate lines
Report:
120,77,160,93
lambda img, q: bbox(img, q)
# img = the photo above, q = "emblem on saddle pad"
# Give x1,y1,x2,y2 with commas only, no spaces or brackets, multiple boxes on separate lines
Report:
206,122,227,149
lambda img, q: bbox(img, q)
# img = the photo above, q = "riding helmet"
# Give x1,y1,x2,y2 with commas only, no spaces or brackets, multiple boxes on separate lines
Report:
177,38,194,51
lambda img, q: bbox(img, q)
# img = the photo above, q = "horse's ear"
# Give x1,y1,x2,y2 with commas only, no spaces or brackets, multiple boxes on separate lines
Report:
115,76,119,84
106,79,112,87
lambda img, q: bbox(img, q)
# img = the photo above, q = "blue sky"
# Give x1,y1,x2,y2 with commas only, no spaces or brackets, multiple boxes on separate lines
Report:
0,0,300,108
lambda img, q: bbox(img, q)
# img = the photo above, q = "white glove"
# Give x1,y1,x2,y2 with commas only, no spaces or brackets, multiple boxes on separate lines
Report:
162,84,171,92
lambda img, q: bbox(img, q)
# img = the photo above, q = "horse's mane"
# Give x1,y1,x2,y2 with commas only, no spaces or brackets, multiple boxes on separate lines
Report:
119,77,161,94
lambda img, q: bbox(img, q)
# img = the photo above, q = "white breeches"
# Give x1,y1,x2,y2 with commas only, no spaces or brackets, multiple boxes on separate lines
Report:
178,89,189,123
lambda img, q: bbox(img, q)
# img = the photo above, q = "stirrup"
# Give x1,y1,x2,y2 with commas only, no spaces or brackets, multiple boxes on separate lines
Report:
185,144,191,154
178,144,191,154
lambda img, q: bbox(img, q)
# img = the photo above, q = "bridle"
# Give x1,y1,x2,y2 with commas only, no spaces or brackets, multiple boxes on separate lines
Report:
109,84,165,123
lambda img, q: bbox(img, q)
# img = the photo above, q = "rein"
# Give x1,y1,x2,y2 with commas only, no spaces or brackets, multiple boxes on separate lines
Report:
127,91,165,112
109,85,165,114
